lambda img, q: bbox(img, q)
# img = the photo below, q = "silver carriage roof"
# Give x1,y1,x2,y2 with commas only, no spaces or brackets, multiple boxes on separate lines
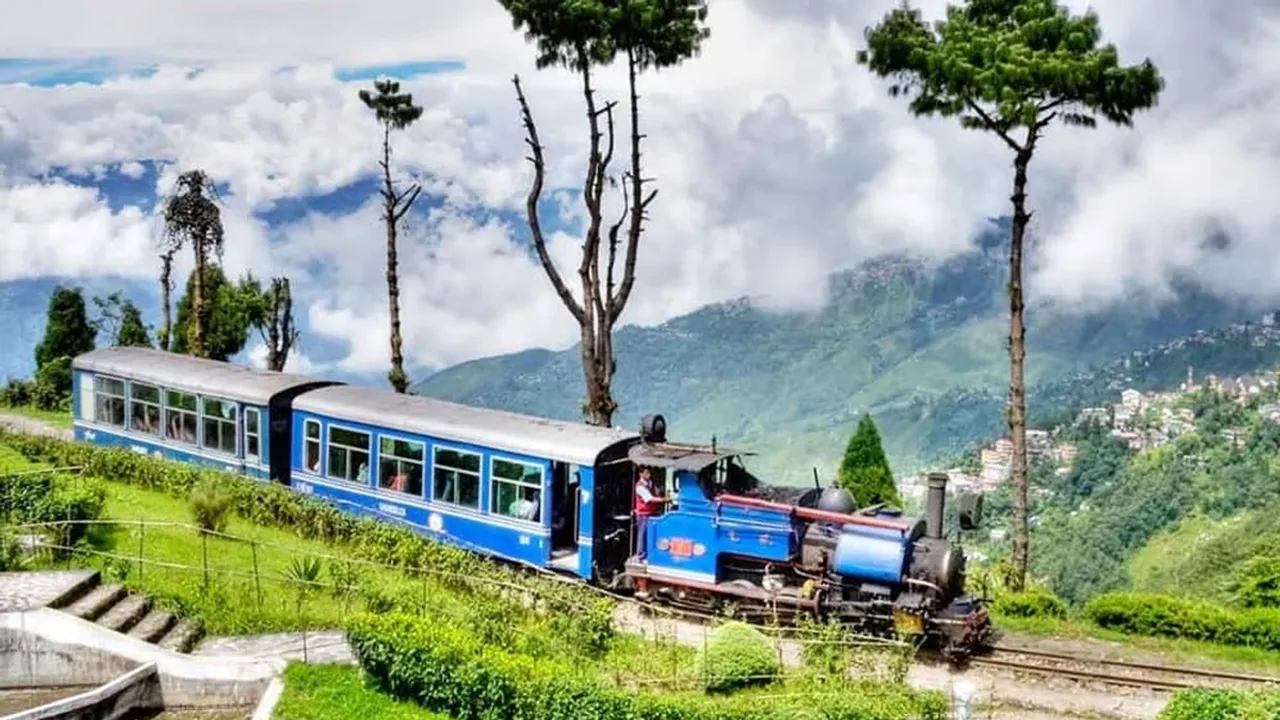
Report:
71,347,340,405
293,384,642,467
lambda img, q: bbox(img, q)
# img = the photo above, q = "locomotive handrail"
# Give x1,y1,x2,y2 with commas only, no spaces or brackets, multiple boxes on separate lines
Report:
715,494,912,533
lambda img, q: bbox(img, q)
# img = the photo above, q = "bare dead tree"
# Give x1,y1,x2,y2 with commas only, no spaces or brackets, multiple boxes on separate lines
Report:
256,277,299,372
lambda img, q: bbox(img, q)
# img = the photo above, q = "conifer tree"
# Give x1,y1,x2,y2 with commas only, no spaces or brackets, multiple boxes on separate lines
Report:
837,414,901,508
858,0,1163,591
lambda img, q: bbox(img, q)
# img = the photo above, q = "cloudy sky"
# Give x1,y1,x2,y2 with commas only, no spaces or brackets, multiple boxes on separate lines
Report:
1,0,1278,380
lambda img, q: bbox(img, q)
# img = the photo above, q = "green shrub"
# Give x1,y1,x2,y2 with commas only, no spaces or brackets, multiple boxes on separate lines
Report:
0,471,105,548
694,621,780,692
1086,592,1280,651
1160,688,1280,719
190,479,236,534
0,427,613,648
1228,556,1280,610
346,612,947,720
992,588,1067,619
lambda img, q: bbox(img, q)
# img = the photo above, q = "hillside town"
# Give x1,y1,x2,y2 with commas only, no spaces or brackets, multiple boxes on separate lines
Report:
899,365,1280,504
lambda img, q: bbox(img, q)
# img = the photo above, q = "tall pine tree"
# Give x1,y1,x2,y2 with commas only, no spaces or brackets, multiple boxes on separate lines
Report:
837,414,900,508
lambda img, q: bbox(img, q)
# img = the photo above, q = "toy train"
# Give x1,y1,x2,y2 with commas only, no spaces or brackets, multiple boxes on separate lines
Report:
69,346,992,658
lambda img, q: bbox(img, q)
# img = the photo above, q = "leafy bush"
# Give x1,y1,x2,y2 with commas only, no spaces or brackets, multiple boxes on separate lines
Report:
1159,688,1280,719
0,428,614,648
1086,592,1280,651
1228,556,1280,609
346,612,948,720
0,470,105,548
189,479,236,534
992,588,1067,620
694,621,780,692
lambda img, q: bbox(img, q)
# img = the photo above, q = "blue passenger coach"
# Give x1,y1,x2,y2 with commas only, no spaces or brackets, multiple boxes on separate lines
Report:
70,348,339,480
289,385,640,579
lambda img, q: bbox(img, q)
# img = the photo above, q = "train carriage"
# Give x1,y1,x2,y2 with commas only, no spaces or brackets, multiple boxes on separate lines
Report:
70,347,339,480
289,385,642,579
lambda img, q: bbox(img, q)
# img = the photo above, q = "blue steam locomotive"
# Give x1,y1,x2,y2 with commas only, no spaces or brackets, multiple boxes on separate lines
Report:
69,347,991,657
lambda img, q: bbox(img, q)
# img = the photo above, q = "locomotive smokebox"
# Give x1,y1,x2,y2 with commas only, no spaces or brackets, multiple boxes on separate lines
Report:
926,472,947,539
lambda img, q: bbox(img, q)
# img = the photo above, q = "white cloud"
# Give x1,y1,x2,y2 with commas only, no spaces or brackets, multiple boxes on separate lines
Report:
1,0,1279,376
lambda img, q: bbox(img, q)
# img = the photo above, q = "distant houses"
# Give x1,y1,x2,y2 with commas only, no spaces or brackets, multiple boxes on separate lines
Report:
899,362,1280,505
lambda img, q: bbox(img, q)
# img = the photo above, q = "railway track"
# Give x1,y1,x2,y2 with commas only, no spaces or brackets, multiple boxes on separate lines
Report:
968,644,1280,693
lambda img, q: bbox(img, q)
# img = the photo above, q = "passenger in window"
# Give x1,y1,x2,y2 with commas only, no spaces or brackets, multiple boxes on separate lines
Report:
390,471,406,493
356,462,369,484
306,446,320,473
512,492,539,522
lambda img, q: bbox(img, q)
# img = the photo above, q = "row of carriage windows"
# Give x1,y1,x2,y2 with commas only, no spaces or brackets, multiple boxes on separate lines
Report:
92,376,260,462
302,420,543,524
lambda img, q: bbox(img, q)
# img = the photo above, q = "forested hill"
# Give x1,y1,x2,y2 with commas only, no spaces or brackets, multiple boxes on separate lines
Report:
977,373,1280,606
415,231,1271,482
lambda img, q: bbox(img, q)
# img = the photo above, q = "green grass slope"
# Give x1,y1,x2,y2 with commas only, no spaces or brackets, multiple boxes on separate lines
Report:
416,237,1260,483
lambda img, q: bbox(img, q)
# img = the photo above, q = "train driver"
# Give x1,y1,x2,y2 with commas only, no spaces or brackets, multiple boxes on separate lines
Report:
634,466,670,561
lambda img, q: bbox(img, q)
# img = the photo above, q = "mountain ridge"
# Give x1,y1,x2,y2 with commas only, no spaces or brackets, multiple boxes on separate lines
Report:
415,239,1267,482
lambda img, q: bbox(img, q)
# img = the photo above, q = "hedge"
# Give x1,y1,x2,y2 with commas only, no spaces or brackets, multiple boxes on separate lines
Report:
1,469,106,549
1159,688,1280,719
346,612,949,720
991,588,1067,620
0,427,614,648
1086,592,1280,651
694,621,779,692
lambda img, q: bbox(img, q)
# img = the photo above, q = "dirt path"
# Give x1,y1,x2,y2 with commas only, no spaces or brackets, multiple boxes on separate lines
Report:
0,412,72,441
1,412,1169,718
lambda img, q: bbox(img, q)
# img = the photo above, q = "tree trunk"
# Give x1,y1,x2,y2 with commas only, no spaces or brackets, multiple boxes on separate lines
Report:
159,253,174,352
1007,150,1032,592
382,124,410,394
191,243,207,358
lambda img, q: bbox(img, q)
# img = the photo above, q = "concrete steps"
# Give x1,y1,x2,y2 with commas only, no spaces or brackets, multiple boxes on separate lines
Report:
48,571,205,654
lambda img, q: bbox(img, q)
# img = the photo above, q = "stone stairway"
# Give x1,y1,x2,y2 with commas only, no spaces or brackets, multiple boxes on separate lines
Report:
48,572,205,653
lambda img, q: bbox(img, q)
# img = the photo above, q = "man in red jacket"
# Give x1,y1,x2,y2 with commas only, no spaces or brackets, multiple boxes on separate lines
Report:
634,466,668,561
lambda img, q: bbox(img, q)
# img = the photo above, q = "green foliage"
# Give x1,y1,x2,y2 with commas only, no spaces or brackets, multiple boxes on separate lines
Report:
0,470,106,550
189,478,236,533
170,265,263,361
498,0,710,72
857,0,1164,138
1159,688,1280,720
346,612,947,720
116,302,151,347
1228,556,1280,610
0,427,614,645
837,414,900,507
359,79,424,131
91,291,152,348
693,621,779,693
1086,592,1280,651
991,588,1067,619
31,285,96,408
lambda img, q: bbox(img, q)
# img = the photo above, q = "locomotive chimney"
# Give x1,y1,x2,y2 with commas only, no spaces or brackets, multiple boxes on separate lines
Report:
926,472,947,539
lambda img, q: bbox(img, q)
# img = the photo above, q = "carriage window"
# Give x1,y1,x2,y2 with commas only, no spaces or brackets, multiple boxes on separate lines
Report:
128,383,161,436
93,376,126,428
245,408,261,463
303,420,321,472
433,447,480,510
379,437,424,497
201,397,238,455
165,390,198,445
491,458,542,524
328,426,371,484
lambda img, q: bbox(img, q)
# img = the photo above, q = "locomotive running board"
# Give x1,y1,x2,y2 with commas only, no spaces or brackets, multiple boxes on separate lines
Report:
625,561,820,611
